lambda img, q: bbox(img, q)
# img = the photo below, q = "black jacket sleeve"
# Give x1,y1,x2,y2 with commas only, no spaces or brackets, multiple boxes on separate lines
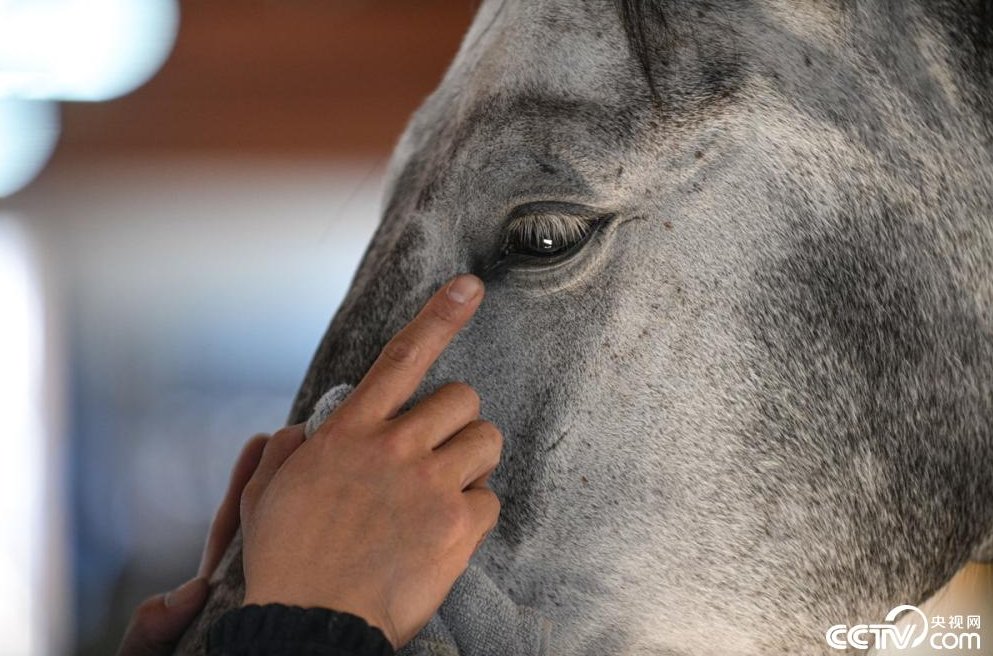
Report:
207,604,395,656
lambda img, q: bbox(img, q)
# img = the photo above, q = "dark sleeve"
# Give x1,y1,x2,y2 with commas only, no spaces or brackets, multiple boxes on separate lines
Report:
207,604,395,656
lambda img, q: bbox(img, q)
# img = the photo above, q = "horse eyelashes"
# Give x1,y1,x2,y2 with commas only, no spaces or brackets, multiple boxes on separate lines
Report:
490,201,614,274
504,212,596,257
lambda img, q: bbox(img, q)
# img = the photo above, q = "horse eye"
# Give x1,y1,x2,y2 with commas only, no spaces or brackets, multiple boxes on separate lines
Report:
502,203,608,260
505,216,590,256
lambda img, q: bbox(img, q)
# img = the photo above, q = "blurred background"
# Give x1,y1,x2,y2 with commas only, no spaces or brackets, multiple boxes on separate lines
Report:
0,1,473,653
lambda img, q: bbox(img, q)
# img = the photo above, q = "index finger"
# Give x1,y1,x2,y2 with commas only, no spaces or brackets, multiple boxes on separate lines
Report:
346,274,484,421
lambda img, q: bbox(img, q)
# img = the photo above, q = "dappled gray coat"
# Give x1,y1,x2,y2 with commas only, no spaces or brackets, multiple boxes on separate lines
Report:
177,0,993,654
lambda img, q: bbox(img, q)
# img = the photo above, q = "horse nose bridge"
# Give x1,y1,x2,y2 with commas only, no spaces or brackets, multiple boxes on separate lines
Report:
289,214,469,423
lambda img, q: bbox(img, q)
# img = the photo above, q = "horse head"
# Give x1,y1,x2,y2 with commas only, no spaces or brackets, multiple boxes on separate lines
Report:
182,2,993,653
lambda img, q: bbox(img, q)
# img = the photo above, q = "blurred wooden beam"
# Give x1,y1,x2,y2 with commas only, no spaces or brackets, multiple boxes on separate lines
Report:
55,1,474,158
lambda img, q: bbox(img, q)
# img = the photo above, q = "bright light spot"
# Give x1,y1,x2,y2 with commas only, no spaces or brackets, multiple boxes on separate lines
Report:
0,0,178,196
0,99,59,198
0,0,179,102
0,218,46,655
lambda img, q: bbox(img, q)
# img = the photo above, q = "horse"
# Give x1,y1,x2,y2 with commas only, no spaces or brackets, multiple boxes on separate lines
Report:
175,0,993,653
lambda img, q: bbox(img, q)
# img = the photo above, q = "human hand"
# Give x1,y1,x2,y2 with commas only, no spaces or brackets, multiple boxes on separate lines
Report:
240,273,502,649
116,435,268,656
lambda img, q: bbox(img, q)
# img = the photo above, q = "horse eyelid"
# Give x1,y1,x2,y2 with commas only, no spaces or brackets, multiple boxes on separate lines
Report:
505,212,597,247
498,213,614,270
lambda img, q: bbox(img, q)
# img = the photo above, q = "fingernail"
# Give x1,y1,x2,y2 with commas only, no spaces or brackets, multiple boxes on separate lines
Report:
165,577,204,608
447,275,481,304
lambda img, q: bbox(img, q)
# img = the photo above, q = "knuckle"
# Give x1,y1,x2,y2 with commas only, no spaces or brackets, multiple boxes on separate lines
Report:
240,481,260,514
382,336,420,369
266,427,302,454
242,434,271,457
441,500,470,536
446,382,480,412
311,428,342,460
415,458,444,488
486,427,504,456
477,420,501,442
133,595,162,624
380,429,412,461
311,414,346,441
483,491,502,524
269,425,298,444
469,420,502,452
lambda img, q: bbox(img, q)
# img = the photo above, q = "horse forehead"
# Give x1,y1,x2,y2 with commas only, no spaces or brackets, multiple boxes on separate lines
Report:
454,0,845,92
412,0,847,171
446,0,634,102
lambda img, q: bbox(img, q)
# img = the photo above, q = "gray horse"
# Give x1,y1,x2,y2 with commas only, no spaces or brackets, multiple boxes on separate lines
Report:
176,0,993,653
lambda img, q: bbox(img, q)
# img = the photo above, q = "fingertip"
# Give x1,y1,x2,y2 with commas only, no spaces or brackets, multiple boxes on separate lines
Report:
271,423,306,446
244,433,271,455
121,578,207,653
164,577,208,609
347,274,485,422
445,274,484,305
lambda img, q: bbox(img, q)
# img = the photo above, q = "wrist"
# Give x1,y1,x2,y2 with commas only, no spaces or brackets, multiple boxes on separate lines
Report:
242,590,397,648
212,604,395,654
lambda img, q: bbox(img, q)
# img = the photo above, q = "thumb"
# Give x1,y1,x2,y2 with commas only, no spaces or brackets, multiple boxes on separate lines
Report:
117,577,208,656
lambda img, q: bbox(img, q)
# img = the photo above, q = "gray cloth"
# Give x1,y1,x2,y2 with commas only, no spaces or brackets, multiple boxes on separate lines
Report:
303,383,355,438
304,385,552,656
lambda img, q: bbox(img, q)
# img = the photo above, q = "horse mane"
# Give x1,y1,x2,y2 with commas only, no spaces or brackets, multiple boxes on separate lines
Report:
617,0,992,123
